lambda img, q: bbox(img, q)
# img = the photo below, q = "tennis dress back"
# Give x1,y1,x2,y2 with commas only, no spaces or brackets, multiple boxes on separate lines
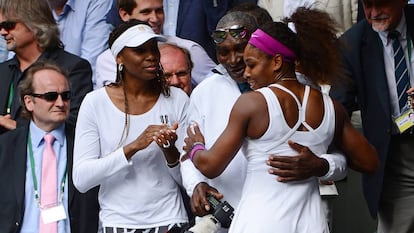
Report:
229,84,335,233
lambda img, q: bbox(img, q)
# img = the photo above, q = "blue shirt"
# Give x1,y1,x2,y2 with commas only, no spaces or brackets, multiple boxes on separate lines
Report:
20,122,69,233
53,0,112,84
163,0,179,36
0,37,8,62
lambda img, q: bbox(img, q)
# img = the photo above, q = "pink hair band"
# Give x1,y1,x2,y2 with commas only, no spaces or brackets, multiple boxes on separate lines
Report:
249,29,296,62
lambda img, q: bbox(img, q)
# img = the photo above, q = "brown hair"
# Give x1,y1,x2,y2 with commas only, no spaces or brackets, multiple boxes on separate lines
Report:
0,0,62,49
117,0,137,15
260,7,340,85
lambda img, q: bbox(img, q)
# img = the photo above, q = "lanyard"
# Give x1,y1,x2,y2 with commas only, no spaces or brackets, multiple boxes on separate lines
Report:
408,35,412,62
408,35,412,89
28,131,67,208
6,81,14,114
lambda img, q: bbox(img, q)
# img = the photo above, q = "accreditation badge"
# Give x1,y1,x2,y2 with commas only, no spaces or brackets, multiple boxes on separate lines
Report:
394,108,414,133
41,204,67,224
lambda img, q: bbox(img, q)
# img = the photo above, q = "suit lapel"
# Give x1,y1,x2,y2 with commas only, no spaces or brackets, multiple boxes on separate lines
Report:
13,125,30,216
66,125,76,206
176,0,191,35
0,62,14,115
406,6,414,48
361,28,391,119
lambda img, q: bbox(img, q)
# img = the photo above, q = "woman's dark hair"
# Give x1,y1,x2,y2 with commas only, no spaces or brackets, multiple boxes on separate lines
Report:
108,19,169,97
260,7,340,85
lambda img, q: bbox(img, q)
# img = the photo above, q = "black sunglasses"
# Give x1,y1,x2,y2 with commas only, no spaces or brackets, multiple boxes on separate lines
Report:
211,25,248,44
0,21,17,31
30,91,71,102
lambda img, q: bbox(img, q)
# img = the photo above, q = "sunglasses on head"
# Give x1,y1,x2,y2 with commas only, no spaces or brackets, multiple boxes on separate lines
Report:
211,25,248,44
0,21,17,31
30,91,71,102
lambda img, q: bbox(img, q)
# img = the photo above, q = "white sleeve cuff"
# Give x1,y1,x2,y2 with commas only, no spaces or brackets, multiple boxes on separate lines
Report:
319,153,347,181
180,159,207,196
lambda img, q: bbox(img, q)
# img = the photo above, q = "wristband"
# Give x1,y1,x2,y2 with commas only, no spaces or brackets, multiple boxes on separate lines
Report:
189,143,205,162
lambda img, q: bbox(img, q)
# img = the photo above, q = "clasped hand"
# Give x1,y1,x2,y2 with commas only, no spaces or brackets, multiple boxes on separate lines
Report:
152,122,178,150
182,122,205,160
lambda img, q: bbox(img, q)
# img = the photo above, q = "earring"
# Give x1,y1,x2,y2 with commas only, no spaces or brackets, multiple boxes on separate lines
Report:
118,63,124,72
156,63,163,82
158,62,164,73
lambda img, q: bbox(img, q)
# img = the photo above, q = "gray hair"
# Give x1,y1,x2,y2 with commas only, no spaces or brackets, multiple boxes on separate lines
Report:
216,11,258,33
0,0,62,49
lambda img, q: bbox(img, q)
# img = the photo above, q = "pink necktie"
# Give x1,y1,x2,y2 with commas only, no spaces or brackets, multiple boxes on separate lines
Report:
39,133,58,233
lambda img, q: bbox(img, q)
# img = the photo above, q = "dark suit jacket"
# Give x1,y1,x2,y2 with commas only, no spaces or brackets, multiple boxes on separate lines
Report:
0,123,99,233
331,6,414,218
0,46,93,134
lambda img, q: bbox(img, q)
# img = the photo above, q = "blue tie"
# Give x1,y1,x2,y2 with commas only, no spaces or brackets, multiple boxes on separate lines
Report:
389,30,410,111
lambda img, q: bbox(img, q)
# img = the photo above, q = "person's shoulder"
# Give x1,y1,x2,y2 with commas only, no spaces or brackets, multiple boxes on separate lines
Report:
194,66,232,88
0,56,17,69
191,72,236,96
340,19,372,41
85,87,107,100
0,125,27,146
169,86,189,99
406,5,414,28
48,47,91,68
62,50,89,64
165,35,202,49
96,49,113,63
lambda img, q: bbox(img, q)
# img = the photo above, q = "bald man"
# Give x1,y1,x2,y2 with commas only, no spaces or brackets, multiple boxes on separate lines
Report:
160,43,193,96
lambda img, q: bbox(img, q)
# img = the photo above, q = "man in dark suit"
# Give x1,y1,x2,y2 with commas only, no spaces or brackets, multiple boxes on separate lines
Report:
0,0,92,135
0,61,99,233
331,1,414,232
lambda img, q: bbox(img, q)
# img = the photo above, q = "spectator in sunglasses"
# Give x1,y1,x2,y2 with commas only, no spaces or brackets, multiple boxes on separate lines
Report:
0,0,93,135
0,60,99,233
160,43,193,96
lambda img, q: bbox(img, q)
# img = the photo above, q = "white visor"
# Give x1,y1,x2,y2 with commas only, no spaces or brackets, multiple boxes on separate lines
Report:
110,24,166,58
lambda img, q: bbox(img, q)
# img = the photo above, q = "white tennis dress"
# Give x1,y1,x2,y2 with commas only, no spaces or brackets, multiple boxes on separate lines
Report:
229,84,334,233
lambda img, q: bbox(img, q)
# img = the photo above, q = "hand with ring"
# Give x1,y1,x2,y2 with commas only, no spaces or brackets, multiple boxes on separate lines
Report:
153,122,178,150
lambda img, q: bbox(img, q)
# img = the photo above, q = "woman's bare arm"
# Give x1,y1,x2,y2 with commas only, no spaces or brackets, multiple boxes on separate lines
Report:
333,100,380,174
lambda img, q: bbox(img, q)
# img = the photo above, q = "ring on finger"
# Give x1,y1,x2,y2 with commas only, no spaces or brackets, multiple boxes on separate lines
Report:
162,140,171,149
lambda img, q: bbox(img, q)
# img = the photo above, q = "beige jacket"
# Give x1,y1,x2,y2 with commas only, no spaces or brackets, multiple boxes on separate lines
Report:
258,0,359,35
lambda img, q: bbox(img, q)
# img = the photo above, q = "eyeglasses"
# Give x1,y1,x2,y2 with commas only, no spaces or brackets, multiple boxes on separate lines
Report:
30,91,71,102
211,25,248,44
0,21,17,31
164,70,190,80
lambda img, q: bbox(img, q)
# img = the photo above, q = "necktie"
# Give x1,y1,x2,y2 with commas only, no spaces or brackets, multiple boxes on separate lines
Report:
389,30,410,111
39,133,58,233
